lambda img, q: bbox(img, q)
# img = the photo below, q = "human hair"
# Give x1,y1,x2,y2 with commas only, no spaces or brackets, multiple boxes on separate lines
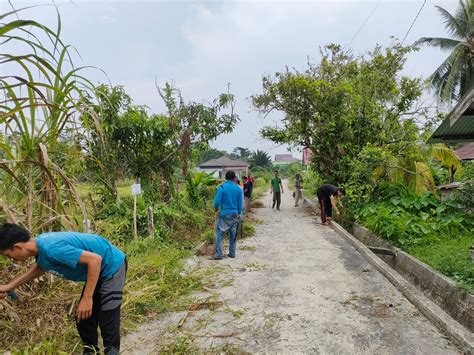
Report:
337,188,346,195
274,170,278,174
242,176,248,180
0,223,31,250
296,173,301,178
225,170,236,180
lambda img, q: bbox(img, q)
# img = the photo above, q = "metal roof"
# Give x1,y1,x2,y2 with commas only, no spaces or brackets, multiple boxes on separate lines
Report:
455,142,474,160
199,156,250,168
274,154,300,163
429,89,474,143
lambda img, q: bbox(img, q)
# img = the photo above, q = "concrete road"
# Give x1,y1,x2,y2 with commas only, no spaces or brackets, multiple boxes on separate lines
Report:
124,183,459,354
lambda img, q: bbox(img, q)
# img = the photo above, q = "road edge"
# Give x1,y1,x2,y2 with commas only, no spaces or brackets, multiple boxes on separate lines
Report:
331,221,474,354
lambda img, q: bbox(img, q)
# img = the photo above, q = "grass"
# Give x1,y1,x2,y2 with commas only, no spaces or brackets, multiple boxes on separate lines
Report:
407,235,474,293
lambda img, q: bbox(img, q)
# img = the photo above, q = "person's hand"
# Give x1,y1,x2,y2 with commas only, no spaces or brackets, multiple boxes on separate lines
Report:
335,210,340,216
281,191,284,194
76,296,93,321
0,284,12,294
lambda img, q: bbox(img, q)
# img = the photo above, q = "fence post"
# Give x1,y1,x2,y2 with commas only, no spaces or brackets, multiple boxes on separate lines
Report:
133,194,137,239
147,207,154,238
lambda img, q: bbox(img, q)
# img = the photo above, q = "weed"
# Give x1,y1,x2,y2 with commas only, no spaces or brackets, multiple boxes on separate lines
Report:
239,246,257,251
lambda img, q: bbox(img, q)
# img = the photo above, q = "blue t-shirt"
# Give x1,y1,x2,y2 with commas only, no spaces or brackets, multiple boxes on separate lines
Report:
213,181,243,216
35,232,125,282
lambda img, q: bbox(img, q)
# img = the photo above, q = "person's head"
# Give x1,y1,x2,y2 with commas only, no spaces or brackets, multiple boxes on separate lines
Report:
225,170,236,181
0,223,32,261
336,188,346,197
296,173,301,179
242,176,248,182
234,178,240,185
274,170,279,176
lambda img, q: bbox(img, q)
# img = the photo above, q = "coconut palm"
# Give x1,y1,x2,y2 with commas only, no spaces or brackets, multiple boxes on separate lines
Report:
249,150,272,168
415,0,474,102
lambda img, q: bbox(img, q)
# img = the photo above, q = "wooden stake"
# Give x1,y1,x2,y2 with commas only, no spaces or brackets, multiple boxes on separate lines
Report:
147,207,154,238
133,194,137,239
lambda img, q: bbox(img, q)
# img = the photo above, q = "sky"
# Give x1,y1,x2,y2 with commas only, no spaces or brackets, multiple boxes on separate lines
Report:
1,0,458,160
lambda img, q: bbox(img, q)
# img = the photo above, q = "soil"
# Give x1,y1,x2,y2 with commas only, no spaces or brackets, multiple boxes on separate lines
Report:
123,182,459,354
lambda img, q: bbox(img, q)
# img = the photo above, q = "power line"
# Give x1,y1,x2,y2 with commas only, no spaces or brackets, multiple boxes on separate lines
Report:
402,0,427,44
345,0,381,49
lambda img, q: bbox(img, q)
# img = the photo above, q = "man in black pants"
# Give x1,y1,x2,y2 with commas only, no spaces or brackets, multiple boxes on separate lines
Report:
0,223,126,354
316,184,345,225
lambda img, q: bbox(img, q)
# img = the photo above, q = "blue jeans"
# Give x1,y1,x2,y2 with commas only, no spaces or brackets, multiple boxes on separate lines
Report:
215,214,239,258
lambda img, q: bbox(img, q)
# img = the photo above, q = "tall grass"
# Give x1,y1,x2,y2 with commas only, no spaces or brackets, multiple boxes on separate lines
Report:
0,7,93,231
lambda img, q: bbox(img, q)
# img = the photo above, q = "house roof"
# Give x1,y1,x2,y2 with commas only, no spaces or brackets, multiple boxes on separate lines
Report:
199,156,249,168
455,142,474,160
429,89,474,143
274,154,300,163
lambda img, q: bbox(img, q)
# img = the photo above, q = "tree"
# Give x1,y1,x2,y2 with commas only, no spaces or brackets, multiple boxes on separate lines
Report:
252,43,423,184
249,150,272,168
157,83,239,176
232,147,252,160
415,0,474,102
199,148,226,164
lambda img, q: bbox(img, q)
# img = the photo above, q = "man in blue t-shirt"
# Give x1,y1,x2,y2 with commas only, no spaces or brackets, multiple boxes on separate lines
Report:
212,170,243,260
0,223,126,354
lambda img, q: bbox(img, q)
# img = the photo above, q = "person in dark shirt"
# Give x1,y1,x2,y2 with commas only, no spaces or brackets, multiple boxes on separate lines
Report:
316,184,345,224
243,176,253,212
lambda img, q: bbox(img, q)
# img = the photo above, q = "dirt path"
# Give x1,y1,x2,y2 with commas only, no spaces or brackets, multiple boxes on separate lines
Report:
123,182,459,354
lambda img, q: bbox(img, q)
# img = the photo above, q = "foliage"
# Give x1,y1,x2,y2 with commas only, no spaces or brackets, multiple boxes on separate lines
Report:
198,148,226,164
275,162,303,179
157,83,239,176
186,171,219,207
232,147,252,160
347,143,462,202
249,150,272,168
80,85,179,202
415,0,474,102
453,180,474,210
355,184,474,290
460,160,474,181
252,43,424,184
0,8,90,232
302,168,324,196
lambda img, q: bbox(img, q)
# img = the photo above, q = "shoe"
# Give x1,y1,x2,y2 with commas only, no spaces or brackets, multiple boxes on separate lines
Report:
209,256,223,260
227,254,235,258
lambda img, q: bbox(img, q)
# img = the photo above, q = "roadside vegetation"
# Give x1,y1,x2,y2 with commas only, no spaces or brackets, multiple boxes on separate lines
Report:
0,8,238,352
252,1,474,294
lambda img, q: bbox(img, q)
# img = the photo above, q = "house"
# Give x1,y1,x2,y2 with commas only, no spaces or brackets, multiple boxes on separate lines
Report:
197,156,249,180
429,89,474,143
455,142,474,161
273,154,301,166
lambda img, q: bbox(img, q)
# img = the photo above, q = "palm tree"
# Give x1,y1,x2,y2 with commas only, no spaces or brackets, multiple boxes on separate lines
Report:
249,150,272,168
415,0,473,102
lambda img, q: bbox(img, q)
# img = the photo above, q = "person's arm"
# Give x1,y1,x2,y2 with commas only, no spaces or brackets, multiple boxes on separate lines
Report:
269,180,273,193
330,195,340,215
213,186,223,212
237,188,243,216
76,251,102,321
280,179,284,194
0,264,45,297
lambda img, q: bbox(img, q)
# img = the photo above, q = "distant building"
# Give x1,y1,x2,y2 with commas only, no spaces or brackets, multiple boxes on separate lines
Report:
455,142,474,161
197,156,249,180
273,154,301,166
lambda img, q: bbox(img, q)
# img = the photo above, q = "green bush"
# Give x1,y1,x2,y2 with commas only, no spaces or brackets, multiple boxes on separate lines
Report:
355,184,474,291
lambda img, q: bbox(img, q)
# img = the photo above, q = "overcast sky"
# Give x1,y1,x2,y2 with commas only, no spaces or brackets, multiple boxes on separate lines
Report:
2,0,457,159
